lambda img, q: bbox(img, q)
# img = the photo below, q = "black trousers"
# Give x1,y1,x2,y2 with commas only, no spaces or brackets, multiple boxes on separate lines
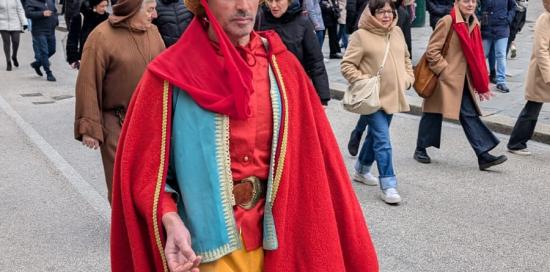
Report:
416,88,500,156
326,24,341,55
0,31,20,64
507,101,544,150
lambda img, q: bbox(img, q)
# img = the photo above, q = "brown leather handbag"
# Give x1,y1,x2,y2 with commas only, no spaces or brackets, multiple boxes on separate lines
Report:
413,27,454,98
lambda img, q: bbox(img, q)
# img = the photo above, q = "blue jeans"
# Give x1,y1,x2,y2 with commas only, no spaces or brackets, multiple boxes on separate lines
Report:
354,110,397,190
316,30,325,48
337,24,348,49
483,37,508,85
32,34,56,73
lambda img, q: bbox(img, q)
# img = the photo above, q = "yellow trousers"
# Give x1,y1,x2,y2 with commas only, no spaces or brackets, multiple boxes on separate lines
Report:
199,247,263,272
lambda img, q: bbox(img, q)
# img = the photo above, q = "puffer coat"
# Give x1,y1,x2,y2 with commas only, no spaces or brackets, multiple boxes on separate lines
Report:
153,0,193,47
0,0,27,31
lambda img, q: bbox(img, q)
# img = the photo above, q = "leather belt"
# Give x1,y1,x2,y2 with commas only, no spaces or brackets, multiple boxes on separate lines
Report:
232,176,267,209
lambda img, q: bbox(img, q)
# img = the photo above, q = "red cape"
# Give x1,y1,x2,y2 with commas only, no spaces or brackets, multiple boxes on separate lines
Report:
111,31,379,272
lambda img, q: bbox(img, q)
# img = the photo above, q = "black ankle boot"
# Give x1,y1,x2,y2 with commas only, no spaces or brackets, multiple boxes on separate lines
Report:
6,61,12,71
12,56,18,67
414,147,431,164
478,152,507,170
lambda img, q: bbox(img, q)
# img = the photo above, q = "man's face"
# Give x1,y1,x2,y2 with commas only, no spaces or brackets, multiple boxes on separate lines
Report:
134,1,158,29
208,0,259,44
545,0,550,13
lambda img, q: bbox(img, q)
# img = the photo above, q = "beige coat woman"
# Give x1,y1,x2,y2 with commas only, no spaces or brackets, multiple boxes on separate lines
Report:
341,9,414,114
423,5,482,120
524,11,550,103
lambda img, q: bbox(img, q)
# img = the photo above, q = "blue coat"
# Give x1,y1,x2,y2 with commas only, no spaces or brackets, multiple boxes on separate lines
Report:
479,0,516,40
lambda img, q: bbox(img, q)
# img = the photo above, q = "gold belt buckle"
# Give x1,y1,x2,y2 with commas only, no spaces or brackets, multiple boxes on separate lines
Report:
238,176,263,210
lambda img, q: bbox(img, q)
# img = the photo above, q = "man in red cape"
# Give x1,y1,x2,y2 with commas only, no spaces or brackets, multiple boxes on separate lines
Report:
110,0,379,270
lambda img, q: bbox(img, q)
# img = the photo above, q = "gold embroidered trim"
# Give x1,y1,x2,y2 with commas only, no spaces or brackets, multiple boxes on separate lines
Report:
270,56,289,204
153,80,170,272
214,115,239,253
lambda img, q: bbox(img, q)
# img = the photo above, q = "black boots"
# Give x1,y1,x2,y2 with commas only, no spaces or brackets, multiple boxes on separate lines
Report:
6,61,12,71
413,147,431,164
12,56,18,67
478,152,507,171
46,72,56,82
30,61,43,76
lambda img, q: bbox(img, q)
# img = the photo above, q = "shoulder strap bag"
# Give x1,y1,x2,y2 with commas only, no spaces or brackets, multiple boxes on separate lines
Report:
413,25,453,98
342,35,390,115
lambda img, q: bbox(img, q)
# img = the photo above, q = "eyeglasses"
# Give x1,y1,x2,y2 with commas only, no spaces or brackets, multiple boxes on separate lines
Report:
375,9,394,16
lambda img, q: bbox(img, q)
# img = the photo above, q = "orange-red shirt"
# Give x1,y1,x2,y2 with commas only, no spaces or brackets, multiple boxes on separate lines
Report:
163,33,272,251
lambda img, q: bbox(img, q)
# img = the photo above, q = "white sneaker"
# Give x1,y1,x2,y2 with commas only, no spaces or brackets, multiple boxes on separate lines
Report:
352,172,379,186
508,148,532,156
381,188,402,204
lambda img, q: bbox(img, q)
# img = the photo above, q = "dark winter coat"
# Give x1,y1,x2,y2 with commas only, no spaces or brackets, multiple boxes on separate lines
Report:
479,0,516,40
320,0,339,28
152,0,192,47
25,0,57,35
257,2,331,104
426,0,453,29
66,4,108,64
345,0,367,33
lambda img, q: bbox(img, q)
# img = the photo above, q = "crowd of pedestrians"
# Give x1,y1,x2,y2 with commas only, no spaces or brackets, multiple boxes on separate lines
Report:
0,0,546,200
0,0,549,268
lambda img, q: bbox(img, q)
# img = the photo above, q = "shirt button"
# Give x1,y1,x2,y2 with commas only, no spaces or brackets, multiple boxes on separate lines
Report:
243,155,250,162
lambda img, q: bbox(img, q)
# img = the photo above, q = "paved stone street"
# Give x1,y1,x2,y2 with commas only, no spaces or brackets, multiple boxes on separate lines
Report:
0,4,549,272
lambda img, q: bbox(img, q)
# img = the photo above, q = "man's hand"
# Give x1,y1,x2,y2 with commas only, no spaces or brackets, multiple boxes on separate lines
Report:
82,135,99,150
43,10,53,17
163,212,201,272
478,90,494,102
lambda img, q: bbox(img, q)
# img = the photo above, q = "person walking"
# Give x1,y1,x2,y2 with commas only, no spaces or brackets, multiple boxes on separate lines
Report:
507,0,527,58
395,0,412,56
25,0,58,81
74,0,165,204
65,0,109,69
507,0,550,156
257,0,331,105
345,0,367,34
341,0,414,204
413,0,507,171
426,0,453,30
109,0,380,269
302,0,325,37
153,0,193,47
337,0,347,48
479,0,515,93
320,0,342,58
0,0,27,71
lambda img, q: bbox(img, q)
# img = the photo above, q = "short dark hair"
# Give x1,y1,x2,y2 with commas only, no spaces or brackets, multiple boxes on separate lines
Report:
369,0,396,16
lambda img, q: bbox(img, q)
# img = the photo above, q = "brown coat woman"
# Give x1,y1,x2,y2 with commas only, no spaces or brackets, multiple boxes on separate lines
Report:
413,0,507,171
507,1,550,155
74,0,165,203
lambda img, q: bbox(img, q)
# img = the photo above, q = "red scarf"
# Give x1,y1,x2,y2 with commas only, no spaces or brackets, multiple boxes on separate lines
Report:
450,8,489,94
147,0,254,119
